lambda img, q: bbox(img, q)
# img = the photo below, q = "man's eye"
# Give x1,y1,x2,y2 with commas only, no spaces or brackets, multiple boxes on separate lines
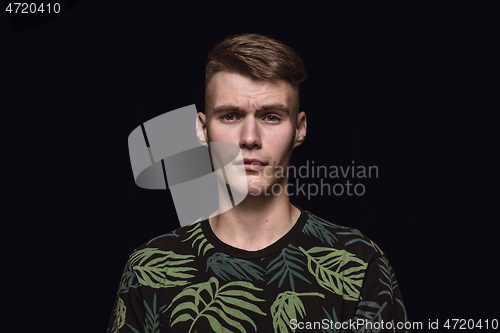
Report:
265,115,280,122
222,114,236,121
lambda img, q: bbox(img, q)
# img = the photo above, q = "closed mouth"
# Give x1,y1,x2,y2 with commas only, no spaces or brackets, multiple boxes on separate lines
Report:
243,158,267,165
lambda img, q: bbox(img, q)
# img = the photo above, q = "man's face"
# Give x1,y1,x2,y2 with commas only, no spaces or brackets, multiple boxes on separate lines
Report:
198,71,307,196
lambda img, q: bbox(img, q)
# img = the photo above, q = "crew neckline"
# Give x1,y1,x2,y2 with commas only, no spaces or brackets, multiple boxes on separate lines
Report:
200,205,308,259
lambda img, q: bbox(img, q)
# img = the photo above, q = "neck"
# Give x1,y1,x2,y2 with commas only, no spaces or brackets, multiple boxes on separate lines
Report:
209,187,300,251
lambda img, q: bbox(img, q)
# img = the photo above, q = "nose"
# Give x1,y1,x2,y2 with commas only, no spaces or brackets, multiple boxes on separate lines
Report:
239,117,261,149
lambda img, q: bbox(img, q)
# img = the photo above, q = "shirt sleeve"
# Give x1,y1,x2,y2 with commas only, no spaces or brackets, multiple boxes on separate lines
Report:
106,260,150,333
353,255,411,333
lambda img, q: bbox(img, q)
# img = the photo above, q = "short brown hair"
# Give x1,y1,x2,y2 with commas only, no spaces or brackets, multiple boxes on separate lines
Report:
205,33,307,113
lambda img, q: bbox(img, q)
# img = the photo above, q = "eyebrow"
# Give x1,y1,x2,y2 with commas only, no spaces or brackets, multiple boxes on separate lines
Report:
212,103,290,114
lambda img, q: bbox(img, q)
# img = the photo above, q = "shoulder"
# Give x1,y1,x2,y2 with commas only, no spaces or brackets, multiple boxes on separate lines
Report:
127,219,208,268
125,222,205,288
301,210,384,263
133,219,206,253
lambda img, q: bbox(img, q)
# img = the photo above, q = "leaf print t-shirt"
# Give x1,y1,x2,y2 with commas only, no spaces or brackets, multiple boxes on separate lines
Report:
107,206,411,333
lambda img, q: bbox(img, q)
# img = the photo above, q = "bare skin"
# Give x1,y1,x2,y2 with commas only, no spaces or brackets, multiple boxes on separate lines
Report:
196,71,307,251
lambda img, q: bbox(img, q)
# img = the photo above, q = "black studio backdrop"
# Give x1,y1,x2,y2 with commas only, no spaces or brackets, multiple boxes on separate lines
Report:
3,3,490,332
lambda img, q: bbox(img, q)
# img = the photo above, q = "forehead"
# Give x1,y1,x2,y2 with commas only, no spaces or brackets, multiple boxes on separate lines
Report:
207,72,295,110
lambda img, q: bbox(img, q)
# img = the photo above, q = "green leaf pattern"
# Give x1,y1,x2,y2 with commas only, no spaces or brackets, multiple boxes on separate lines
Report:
302,214,339,246
299,246,367,301
166,277,267,332
110,296,126,333
266,245,311,291
130,248,197,288
271,291,324,332
118,260,138,294
207,252,265,281
378,256,398,303
182,222,214,256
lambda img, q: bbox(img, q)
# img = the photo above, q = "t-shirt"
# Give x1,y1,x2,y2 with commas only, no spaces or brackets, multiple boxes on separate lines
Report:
107,207,411,333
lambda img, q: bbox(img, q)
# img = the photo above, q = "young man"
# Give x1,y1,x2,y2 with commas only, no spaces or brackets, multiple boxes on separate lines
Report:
107,34,411,333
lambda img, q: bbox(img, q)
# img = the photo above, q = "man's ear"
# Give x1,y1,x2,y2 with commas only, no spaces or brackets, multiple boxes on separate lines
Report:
293,111,307,148
196,112,209,147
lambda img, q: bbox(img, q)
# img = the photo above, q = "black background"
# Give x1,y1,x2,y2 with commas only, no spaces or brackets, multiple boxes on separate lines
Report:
3,2,494,332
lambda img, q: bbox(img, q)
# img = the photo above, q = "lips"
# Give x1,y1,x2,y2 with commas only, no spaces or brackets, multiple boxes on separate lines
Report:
233,158,268,170
243,158,267,165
